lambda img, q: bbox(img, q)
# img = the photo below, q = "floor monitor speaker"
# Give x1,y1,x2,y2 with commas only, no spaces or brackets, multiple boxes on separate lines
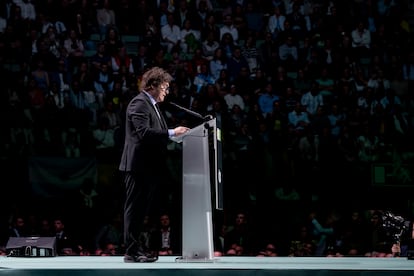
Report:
6,236,57,257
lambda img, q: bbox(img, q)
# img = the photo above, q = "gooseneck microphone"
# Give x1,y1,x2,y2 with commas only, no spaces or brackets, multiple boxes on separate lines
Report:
169,102,212,121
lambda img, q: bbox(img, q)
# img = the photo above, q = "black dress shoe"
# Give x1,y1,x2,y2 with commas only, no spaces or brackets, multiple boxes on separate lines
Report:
124,253,158,263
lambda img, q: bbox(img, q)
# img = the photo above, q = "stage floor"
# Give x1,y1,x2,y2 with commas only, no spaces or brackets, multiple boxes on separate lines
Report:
1,256,414,276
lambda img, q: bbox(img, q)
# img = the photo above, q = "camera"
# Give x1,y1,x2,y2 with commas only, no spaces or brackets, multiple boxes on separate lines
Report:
381,210,411,244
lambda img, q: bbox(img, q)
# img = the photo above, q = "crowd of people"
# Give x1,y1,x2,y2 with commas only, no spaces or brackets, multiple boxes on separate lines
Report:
1,0,414,258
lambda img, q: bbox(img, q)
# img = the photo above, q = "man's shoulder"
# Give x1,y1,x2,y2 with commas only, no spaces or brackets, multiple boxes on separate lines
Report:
131,92,146,101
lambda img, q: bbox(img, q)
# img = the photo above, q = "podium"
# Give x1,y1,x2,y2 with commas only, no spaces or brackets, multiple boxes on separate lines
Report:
170,118,221,262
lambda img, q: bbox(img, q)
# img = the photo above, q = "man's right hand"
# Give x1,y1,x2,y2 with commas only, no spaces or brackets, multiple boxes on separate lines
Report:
174,126,190,136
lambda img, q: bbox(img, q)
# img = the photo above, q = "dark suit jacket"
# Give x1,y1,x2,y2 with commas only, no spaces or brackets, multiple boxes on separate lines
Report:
150,226,181,255
118,92,169,173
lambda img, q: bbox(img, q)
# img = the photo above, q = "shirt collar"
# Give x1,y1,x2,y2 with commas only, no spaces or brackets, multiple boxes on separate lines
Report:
143,90,157,106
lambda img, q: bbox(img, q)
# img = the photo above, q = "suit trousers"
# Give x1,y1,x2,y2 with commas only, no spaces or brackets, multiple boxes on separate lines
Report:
123,170,161,255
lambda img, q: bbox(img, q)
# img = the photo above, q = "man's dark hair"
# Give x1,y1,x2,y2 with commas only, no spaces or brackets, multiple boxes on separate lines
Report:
140,67,173,91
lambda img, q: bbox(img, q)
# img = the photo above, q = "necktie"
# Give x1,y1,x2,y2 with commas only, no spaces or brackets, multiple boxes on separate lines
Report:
155,103,167,129
154,103,162,119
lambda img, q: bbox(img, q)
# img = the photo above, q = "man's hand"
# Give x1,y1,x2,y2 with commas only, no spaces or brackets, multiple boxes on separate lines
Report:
174,126,190,136
391,243,401,257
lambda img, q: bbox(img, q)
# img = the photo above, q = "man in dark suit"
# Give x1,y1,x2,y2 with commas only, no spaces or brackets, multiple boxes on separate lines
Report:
151,213,181,256
119,67,189,263
53,218,76,256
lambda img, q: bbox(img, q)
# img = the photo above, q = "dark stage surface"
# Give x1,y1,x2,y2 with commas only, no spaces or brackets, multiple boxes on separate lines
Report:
1,256,414,276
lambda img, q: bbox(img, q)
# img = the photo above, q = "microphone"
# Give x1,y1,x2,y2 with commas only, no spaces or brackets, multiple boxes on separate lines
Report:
169,102,212,121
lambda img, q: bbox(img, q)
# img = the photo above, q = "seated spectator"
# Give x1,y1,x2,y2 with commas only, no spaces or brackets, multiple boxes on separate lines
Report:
288,102,310,135
244,1,264,38
300,81,324,117
278,34,298,73
151,213,181,256
315,67,335,104
8,215,28,238
99,100,121,130
103,27,124,57
241,34,259,77
63,29,85,70
224,212,254,255
94,213,124,254
201,13,220,43
93,63,115,109
143,14,161,51
267,6,286,40
193,0,210,31
96,0,116,38
219,14,239,43
286,2,307,41
193,63,215,94
53,217,77,255
258,82,279,119
257,243,278,257
226,46,249,82
307,211,337,256
44,25,63,60
232,4,248,41
98,242,118,256
180,18,201,54
161,13,182,53
70,12,91,43
202,30,220,61
356,125,381,163
38,217,54,237
209,47,227,82
31,58,50,96
90,42,111,75
224,84,245,112
92,116,116,162
133,42,153,76
350,20,371,61
110,46,134,76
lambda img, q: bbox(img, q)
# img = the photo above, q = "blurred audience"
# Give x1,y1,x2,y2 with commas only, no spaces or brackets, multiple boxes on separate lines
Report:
1,0,414,257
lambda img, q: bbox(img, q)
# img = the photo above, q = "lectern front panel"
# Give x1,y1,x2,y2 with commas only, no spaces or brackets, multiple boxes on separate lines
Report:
181,131,214,261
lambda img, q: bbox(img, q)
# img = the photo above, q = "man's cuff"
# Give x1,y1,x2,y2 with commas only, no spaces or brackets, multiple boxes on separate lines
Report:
168,129,175,137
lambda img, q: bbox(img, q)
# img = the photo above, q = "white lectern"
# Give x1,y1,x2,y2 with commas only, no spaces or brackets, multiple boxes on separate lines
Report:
170,118,219,262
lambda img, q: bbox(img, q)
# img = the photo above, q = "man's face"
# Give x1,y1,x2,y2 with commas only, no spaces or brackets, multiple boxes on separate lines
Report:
16,218,24,228
235,214,245,225
160,215,170,227
153,82,170,102
224,16,232,26
54,220,64,231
